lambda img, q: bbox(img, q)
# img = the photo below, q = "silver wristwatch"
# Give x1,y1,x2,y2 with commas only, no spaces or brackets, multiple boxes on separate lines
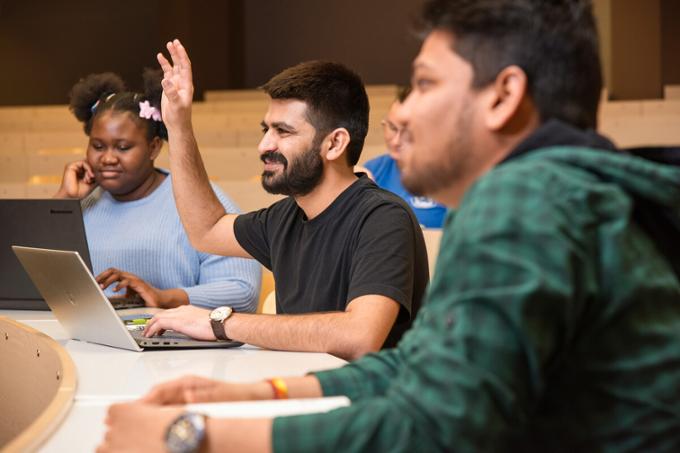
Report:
209,306,234,341
165,412,206,453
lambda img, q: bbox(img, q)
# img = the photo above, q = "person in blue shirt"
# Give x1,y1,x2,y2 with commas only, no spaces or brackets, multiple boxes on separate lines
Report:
54,71,261,311
363,86,447,228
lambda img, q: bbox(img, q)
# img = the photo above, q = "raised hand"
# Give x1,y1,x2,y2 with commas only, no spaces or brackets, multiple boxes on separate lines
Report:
156,39,194,130
54,160,97,199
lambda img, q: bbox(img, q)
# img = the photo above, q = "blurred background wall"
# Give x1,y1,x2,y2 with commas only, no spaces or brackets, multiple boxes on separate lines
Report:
0,0,679,106
0,0,424,105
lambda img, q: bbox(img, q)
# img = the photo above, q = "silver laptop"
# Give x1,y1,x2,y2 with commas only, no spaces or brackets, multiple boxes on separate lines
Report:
12,246,243,351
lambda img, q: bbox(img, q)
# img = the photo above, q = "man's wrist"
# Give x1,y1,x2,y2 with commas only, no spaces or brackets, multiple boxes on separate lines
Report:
266,378,289,399
240,381,277,401
165,412,206,453
223,314,237,341
165,119,195,140
209,307,235,341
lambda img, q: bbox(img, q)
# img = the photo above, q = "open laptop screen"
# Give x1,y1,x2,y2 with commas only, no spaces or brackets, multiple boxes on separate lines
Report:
0,199,93,310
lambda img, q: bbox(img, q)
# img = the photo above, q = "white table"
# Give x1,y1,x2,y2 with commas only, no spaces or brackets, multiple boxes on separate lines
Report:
1,310,349,452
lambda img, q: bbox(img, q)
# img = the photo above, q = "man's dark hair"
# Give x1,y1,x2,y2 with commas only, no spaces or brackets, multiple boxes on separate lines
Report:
422,0,602,129
69,69,168,141
261,61,370,166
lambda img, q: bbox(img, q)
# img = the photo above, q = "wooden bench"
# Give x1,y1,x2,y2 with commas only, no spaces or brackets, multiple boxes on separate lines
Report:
3,85,680,189
665,85,680,100
599,116,680,147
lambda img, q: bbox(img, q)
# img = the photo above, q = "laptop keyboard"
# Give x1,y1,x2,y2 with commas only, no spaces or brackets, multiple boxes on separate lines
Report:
109,295,145,310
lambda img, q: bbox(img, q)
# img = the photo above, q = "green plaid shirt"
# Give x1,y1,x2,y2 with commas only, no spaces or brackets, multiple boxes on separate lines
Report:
273,144,680,452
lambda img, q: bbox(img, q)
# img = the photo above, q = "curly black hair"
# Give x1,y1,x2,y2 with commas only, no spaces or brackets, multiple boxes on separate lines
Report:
68,69,168,141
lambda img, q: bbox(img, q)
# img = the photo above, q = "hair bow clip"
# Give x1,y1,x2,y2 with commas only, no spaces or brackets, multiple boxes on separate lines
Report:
139,100,162,121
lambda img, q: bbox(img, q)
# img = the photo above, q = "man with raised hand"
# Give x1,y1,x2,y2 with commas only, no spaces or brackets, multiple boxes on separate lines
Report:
142,41,428,361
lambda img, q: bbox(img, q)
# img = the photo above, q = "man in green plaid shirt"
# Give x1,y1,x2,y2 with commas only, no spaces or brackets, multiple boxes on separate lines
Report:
99,0,680,451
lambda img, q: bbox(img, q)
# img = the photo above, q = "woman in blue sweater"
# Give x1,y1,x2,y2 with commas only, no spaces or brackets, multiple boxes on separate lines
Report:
54,71,260,311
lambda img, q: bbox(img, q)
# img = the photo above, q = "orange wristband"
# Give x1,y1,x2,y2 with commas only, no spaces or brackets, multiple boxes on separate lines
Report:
267,377,289,399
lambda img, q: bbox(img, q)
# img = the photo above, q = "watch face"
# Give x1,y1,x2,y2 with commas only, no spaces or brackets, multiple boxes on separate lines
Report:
210,306,232,322
166,413,205,453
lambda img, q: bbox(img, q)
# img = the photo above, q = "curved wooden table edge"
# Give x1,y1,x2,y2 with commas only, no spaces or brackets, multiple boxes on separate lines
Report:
1,316,77,453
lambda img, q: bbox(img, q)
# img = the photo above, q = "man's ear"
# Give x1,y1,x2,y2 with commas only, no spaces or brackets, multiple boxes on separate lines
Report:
149,136,163,161
324,128,351,163
482,65,530,131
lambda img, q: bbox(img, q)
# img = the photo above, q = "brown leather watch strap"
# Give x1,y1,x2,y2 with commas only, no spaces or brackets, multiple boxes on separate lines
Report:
210,318,230,341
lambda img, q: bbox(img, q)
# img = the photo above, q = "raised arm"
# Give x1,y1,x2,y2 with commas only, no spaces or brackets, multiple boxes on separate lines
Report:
157,39,249,258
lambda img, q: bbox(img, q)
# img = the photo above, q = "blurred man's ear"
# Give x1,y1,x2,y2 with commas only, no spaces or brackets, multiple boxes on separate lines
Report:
482,65,530,131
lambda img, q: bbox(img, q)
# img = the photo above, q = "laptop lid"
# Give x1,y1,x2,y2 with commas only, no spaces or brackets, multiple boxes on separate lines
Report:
0,199,93,310
12,246,242,351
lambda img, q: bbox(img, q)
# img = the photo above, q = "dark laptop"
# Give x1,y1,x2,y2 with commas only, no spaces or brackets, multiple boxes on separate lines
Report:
0,199,143,310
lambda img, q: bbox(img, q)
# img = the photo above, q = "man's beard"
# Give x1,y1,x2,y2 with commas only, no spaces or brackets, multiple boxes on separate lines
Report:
260,139,324,197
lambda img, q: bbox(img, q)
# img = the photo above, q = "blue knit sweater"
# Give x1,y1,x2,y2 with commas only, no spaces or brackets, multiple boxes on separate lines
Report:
81,171,261,311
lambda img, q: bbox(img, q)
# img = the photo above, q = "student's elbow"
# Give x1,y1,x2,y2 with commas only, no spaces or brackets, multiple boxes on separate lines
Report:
188,236,207,254
350,338,384,361
181,225,207,252
334,298,399,360
189,231,221,256
337,330,386,361
239,281,259,313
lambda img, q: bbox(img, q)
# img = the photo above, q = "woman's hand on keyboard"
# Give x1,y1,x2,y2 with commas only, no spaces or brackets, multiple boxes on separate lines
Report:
96,267,189,309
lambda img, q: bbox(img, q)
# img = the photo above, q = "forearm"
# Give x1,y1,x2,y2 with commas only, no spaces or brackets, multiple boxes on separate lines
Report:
204,418,272,453
224,312,385,361
158,288,190,309
246,375,324,400
201,376,323,452
185,258,261,311
167,127,226,245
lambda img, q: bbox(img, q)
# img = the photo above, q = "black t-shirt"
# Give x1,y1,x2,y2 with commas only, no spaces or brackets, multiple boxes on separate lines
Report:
233,175,428,347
